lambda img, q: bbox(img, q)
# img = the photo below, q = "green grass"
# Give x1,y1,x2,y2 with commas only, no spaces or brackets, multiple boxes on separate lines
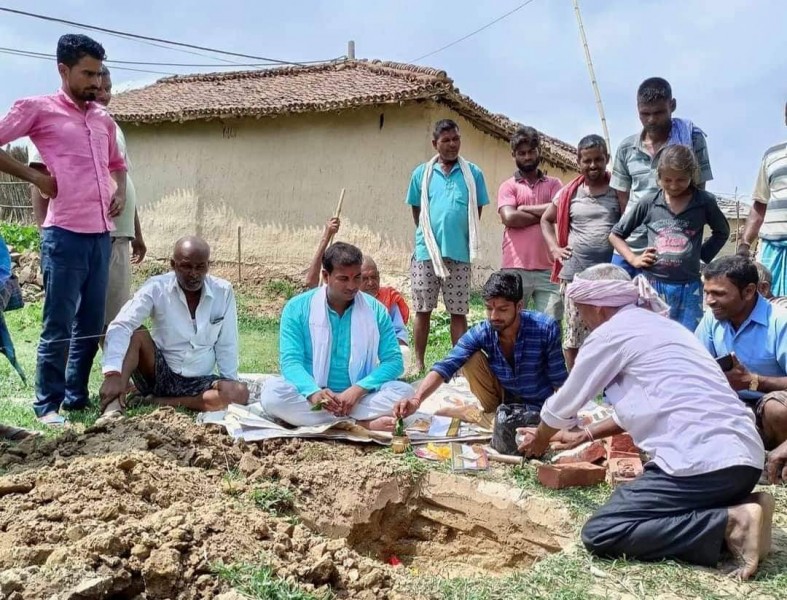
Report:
250,484,295,516
401,551,600,600
214,561,330,600
0,223,40,253
508,463,611,518
0,298,280,428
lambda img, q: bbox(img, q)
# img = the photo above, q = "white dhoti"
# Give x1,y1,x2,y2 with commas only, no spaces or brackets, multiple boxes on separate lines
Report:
260,377,414,427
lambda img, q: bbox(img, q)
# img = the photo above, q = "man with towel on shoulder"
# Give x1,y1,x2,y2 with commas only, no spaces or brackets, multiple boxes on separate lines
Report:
261,242,414,431
518,264,771,581
406,119,490,372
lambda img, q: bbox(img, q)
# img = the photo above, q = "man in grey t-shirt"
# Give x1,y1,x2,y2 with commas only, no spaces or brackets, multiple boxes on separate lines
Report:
610,77,713,276
542,135,622,368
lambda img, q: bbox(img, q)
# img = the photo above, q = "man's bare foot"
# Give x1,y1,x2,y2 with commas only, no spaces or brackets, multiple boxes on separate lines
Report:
724,503,763,580
415,362,426,374
358,416,396,432
749,492,775,561
95,399,125,428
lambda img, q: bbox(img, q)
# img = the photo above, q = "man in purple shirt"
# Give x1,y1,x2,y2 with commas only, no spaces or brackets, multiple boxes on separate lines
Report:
0,34,127,425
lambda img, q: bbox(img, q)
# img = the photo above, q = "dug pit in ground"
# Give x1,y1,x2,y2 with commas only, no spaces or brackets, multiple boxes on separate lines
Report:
338,471,574,577
0,409,576,598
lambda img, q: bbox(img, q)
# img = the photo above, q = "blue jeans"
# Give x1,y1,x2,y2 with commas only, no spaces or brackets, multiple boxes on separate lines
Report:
34,227,110,417
648,278,704,331
611,253,641,278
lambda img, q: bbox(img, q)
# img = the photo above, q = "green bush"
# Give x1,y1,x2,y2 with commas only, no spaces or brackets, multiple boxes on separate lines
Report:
0,223,40,252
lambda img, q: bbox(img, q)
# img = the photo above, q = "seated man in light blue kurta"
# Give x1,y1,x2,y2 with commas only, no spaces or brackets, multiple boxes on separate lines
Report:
262,242,414,431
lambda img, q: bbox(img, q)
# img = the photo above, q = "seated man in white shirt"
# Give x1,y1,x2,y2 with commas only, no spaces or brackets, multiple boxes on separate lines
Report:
99,236,248,420
518,264,771,581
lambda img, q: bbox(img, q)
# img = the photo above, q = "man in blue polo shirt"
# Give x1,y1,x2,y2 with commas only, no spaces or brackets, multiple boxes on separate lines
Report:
406,118,490,372
696,256,787,451
394,271,567,452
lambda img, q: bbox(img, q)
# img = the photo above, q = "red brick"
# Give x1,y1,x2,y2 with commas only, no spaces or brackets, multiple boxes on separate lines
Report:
607,434,639,455
608,450,641,460
607,456,644,486
537,462,607,489
553,440,606,465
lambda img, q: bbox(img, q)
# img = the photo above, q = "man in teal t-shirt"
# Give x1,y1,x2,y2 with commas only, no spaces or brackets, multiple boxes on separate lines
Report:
406,119,490,372
261,242,413,431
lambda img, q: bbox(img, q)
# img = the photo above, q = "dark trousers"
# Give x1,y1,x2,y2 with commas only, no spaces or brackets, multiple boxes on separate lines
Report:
582,464,761,567
34,227,110,416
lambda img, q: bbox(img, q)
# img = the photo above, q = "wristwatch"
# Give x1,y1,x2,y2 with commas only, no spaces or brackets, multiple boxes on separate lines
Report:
749,373,760,392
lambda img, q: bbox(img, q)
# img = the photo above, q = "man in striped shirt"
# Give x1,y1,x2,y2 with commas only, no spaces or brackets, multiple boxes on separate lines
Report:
739,102,787,295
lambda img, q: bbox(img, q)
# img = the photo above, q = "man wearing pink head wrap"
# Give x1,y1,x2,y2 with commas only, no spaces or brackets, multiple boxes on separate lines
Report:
518,263,771,580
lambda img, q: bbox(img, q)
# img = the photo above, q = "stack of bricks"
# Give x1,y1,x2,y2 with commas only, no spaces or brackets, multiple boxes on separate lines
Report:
536,434,644,490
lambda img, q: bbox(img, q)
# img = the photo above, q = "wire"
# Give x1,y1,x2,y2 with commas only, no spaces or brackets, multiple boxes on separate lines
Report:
0,46,342,69
0,6,305,65
0,48,177,76
410,0,537,63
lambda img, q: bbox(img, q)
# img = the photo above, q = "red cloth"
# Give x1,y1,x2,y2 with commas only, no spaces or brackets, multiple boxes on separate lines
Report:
376,287,410,324
550,172,611,283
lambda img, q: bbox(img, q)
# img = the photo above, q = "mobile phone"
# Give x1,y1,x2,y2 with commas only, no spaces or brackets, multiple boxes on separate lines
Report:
716,354,734,372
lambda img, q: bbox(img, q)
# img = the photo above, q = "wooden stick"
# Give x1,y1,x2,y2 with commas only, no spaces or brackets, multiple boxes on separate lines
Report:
327,188,346,246
321,189,347,285
237,225,242,283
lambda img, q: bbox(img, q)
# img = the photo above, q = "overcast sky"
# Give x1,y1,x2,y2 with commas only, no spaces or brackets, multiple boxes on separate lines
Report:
1,0,785,198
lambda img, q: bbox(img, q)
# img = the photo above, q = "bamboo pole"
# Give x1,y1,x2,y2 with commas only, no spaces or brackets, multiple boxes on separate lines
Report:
572,0,611,151
734,187,740,253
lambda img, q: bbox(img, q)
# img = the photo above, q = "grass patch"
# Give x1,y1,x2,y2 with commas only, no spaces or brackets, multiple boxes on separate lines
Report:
250,484,295,516
262,279,300,300
0,223,40,252
214,561,330,600
508,463,611,519
401,551,600,600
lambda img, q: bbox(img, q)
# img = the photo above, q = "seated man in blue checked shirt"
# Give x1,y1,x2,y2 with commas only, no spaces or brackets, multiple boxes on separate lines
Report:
394,271,568,452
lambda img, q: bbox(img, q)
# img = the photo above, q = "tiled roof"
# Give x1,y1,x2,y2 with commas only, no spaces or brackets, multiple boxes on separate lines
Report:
111,59,577,170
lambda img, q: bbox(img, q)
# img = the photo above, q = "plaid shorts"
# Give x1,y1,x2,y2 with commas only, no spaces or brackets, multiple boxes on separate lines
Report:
132,344,222,398
0,276,23,312
754,391,787,435
410,257,471,315
561,282,589,349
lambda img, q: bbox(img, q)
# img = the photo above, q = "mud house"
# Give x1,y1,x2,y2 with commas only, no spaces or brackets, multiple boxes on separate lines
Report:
111,59,578,281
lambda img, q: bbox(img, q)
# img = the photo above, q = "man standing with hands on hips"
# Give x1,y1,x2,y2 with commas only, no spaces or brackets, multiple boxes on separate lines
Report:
0,34,127,425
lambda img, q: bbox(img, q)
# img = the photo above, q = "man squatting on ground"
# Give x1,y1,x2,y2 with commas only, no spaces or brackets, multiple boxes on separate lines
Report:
518,264,771,581
99,237,249,415
394,271,567,452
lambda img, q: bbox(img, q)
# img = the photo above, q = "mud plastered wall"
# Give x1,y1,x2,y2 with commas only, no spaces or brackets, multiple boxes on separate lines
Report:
126,102,576,285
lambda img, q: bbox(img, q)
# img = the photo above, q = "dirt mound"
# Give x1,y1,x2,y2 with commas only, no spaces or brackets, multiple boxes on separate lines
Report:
0,410,573,599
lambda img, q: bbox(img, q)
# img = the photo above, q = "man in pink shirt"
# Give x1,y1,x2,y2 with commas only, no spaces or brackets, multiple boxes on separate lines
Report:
497,127,563,321
0,34,127,425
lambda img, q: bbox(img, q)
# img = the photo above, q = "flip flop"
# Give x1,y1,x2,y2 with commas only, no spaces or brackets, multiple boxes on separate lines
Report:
37,412,68,427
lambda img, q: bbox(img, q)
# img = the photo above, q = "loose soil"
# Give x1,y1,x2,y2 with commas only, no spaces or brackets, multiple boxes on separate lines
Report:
0,410,573,599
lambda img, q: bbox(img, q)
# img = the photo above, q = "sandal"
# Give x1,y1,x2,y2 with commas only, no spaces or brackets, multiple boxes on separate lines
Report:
37,412,68,427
